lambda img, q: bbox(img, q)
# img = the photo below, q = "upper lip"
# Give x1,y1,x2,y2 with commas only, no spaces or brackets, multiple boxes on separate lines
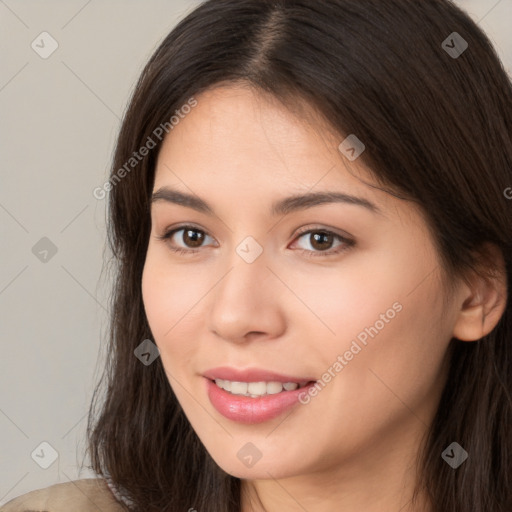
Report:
203,366,317,385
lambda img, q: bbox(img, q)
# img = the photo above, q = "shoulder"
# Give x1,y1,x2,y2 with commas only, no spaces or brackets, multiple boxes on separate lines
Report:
0,478,126,511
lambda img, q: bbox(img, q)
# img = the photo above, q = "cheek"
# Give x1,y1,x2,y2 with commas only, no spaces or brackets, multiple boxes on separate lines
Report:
314,275,449,434
275,249,410,358
141,250,208,365
288,242,450,404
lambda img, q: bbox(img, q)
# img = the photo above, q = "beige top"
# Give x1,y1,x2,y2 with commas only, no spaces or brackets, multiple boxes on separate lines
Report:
0,478,126,511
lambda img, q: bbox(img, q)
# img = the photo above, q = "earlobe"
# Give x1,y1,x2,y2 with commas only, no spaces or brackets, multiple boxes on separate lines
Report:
452,244,508,342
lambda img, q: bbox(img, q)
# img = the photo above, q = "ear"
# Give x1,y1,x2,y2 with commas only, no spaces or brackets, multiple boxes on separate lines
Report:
452,243,508,342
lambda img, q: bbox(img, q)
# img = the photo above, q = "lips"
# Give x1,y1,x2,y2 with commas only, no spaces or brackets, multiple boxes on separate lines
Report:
203,366,318,424
203,366,316,385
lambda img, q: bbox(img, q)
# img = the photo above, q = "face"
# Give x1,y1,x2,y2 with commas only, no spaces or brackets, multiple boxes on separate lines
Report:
141,84,460,482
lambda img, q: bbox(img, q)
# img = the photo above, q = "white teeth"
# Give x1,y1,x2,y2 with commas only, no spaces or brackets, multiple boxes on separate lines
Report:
247,382,267,395
214,379,304,397
230,381,248,394
266,381,284,394
214,379,231,392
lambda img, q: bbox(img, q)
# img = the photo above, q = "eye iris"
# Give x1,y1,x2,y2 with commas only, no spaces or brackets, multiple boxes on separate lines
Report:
176,229,337,251
310,232,333,251
183,229,204,248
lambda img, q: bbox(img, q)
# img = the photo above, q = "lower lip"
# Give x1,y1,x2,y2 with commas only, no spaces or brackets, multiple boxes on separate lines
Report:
205,378,316,424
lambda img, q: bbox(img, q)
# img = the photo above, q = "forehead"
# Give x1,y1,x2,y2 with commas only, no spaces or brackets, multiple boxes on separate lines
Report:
154,84,378,198
151,85,436,249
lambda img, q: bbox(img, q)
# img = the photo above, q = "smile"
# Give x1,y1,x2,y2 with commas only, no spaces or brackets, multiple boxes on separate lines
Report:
205,377,317,424
213,379,310,397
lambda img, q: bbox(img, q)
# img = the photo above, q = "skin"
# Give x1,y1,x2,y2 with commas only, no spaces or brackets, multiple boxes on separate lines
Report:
141,84,506,511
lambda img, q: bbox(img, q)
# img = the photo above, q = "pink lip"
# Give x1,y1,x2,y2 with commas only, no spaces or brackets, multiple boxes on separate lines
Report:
203,367,317,424
203,366,316,385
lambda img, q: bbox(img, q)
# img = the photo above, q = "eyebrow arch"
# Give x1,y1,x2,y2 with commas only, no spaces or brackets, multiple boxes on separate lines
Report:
151,187,382,216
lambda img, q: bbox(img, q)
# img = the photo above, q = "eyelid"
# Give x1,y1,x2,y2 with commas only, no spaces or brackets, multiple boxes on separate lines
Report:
292,224,353,241
156,223,216,246
158,222,352,240
156,223,355,257
290,225,355,257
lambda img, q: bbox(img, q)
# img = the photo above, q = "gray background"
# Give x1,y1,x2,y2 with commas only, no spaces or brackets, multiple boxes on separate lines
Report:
1,0,510,504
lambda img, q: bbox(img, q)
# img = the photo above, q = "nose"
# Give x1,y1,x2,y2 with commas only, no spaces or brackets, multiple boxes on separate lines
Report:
208,250,287,344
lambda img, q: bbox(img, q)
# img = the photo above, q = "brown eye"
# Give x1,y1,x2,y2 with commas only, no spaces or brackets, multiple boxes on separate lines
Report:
157,225,214,255
292,228,355,258
308,232,335,251
180,228,205,248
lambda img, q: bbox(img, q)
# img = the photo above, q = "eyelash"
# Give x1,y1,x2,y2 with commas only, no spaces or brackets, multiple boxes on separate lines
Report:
156,224,355,259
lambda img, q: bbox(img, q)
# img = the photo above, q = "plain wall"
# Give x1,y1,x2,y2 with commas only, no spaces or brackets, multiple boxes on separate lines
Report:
1,0,511,504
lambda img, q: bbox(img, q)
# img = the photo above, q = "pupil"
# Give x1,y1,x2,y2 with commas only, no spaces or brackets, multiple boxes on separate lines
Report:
312,232,332,250
181,230,334,250
185,229,203,247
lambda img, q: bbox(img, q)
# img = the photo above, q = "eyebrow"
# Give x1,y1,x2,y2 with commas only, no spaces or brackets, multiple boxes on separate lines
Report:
151,187,381,216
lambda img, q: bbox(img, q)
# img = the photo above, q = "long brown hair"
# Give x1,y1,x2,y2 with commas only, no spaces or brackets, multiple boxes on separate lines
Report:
86,1,512,510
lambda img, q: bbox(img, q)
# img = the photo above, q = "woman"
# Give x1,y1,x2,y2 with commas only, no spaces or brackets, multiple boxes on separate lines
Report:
3,0,511,510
